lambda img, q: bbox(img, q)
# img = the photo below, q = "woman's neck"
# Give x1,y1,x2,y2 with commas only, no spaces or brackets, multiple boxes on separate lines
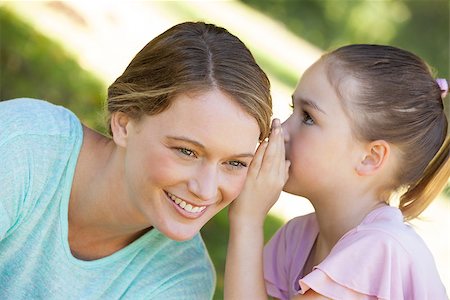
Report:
68,126,150,260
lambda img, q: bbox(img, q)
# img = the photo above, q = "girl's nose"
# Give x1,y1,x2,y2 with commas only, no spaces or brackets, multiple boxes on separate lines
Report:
281,120,290,144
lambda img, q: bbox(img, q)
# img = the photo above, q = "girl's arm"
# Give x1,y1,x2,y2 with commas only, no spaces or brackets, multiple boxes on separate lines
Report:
224,119,289,300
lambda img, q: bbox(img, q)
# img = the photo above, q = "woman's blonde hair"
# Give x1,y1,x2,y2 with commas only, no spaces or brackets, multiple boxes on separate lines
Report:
106,22,272,140
323,44,449,220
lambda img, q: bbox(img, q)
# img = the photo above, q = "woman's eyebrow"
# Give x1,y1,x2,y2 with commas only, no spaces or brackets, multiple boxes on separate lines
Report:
166,136,255,158
167,136,205,149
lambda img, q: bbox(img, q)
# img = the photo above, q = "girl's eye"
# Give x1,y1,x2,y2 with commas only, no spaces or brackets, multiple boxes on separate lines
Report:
177,147,197,158
226,160,248,170
302,110,314,125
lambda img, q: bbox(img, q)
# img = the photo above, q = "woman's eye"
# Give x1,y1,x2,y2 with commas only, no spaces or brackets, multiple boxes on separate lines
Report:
227,160,248,169
302,111,314,125
177,147,196,157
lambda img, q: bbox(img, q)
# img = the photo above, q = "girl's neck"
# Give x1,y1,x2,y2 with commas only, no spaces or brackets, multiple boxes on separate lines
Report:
301,198,387,275
312,194,387,253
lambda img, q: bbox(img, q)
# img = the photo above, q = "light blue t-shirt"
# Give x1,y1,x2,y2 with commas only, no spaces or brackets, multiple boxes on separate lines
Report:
0,98,215,299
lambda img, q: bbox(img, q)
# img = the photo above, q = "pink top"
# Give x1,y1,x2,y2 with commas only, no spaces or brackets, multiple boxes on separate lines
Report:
263,206,448,299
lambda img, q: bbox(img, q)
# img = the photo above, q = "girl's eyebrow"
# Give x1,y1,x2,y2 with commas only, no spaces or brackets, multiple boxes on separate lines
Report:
291,95,327,115
166,136,255,158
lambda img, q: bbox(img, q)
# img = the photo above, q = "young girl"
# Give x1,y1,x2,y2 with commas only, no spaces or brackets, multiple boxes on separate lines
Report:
225,44,449,299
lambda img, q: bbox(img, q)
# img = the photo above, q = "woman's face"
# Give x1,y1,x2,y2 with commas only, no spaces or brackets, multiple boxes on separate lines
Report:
121,89,261,241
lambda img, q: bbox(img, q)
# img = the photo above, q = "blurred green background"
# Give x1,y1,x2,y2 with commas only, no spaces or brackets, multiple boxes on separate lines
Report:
242,0,449,80
1,1,449,298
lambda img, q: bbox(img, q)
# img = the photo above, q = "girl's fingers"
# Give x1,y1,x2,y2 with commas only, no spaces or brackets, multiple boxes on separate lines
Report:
231,119,288,220
247,140,268,178
277,124,287,176
261,119,285,175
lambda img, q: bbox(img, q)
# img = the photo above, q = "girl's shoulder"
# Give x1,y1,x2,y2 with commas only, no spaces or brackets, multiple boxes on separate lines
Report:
281,212,318,238
263,213,319,300
264,212,318,264
348,205,428,253
308,206,447,299
333,206,435,267
266,212,318,253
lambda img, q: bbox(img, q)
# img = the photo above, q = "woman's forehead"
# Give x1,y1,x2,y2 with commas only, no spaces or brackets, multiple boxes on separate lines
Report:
141,89,261,154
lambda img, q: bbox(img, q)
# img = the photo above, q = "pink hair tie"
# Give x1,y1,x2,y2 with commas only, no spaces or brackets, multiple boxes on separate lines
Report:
436,78,448,99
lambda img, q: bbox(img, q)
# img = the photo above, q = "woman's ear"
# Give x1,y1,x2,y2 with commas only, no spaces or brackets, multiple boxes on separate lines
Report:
110,112,130,147
356,140,390,176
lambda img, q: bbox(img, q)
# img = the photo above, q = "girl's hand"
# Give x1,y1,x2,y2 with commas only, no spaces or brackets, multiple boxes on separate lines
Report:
228,118,290,227
225,118,290,300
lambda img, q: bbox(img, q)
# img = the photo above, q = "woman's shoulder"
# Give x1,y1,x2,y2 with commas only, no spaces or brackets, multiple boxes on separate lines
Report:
0,98,80,141
0,99,84,239
0,97,83,181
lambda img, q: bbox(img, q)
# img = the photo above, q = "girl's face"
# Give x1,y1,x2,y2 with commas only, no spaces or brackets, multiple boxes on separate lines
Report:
282,60,362,199
120,89,260,241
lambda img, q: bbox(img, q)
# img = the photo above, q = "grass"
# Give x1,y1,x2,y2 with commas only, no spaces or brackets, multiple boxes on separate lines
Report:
0,7,107,132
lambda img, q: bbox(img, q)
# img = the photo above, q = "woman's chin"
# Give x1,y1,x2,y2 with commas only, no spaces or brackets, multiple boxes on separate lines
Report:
158,226,200,242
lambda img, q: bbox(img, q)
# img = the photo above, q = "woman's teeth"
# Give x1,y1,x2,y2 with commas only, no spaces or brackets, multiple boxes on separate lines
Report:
167,192,206,213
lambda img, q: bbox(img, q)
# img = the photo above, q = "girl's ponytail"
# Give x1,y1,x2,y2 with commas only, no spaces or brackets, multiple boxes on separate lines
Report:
399,137,450,220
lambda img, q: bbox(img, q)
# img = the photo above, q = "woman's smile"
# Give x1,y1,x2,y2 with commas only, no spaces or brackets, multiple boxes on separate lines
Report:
165,191,208,219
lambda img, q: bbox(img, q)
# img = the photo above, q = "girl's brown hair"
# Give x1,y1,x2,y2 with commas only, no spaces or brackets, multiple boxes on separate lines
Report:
107,22,272,140
323,44,449,220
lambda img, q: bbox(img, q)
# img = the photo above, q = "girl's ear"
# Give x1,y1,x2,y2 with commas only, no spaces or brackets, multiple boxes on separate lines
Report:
110,112,130,147
356,140,390,176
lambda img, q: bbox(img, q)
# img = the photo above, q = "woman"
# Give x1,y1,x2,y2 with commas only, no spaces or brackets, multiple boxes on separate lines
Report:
0,21,273,299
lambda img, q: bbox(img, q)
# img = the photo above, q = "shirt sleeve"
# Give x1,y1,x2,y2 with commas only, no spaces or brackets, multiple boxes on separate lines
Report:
0,108,34,239
0,98,80,240
299,229,448,300
263,223,291,300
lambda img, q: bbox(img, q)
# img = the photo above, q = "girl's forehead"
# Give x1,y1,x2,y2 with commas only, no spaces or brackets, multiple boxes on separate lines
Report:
294,61,330,95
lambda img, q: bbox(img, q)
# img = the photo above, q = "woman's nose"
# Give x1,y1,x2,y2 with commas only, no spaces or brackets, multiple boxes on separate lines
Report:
187,165,219,201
